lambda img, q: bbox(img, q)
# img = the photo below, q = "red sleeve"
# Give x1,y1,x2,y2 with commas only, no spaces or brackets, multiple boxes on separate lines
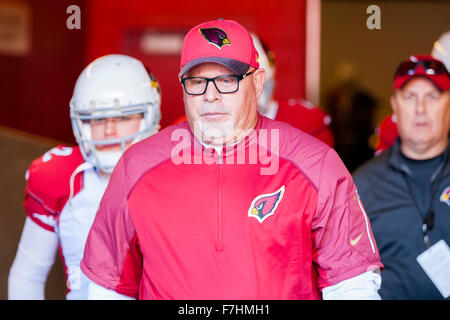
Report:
374,114,398,153
24,186,57,232
311,148,383,290
24,145,83,232
275,99,335,147
80,156,142,298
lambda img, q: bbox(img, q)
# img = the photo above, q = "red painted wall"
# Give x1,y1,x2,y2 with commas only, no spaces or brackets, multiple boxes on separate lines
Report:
0,0,86,143
0,1,305,141
85,0,307,129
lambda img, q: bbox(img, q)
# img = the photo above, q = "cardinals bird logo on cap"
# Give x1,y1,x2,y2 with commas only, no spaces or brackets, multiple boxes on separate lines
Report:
248,186,285,223
199,27,231,49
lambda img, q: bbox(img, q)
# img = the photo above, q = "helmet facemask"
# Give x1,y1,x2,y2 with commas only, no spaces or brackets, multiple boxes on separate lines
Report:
71,102,160,174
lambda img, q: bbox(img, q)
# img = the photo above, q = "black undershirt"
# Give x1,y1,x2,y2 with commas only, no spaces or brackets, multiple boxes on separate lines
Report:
400,152,444,216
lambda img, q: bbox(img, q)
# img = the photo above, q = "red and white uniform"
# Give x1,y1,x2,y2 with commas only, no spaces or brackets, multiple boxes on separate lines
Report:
24,145,108,299
267,98,334,148
81,116,382,299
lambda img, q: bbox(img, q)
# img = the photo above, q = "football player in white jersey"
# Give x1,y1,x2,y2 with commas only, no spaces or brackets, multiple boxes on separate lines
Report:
8,54,162,299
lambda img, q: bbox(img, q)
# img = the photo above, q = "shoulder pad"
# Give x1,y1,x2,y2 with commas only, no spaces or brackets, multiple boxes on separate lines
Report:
25,145,85,214
277,99,332,130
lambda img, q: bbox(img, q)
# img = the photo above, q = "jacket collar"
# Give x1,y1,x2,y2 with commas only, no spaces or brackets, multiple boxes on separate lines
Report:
388,137,450,179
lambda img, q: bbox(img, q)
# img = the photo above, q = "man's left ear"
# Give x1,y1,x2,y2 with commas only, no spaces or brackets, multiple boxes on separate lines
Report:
253,68,266,100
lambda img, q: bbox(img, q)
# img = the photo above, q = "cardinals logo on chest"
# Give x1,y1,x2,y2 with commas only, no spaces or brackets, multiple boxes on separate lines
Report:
248,186,285,223
440,186,450,206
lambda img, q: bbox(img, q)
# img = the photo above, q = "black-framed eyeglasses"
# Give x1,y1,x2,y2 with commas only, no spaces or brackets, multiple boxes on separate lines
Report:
181,71,254,95
395,59,449,78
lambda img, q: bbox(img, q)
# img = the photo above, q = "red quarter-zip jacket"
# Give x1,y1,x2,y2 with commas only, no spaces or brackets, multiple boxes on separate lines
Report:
81,116,382,299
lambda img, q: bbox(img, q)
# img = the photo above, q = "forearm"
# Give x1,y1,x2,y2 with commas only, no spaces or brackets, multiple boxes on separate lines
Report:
8,217,59,300
8,248,53,300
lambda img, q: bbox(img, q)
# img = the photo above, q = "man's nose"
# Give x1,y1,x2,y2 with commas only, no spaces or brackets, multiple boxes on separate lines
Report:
203,80,221,102
415,96,427,115
104,118,118,135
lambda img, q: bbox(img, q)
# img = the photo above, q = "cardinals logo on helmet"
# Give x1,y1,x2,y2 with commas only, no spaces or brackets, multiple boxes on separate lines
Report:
199,27,231,49
248,186,285,223
440,186,450,206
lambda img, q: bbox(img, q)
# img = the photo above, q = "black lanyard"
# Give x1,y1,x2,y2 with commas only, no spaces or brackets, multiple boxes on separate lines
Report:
399,157,447,249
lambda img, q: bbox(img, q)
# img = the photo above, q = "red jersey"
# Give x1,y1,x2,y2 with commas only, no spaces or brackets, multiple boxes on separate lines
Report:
24,145,84,232
81,116,382,299
24,145,109,299
274,99,334,148
374,114,398,154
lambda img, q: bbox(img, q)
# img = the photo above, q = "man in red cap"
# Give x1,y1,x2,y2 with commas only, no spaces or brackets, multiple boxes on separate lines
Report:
353,54,450,299
374,33,450,154
81,19,382,300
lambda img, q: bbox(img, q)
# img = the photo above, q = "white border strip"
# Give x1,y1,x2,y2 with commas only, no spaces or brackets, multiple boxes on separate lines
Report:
357,196,376,253
305,0,321,105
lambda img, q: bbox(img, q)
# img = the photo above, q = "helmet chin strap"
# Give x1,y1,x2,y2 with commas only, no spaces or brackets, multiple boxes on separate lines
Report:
69,162,94,201
97,150,123,174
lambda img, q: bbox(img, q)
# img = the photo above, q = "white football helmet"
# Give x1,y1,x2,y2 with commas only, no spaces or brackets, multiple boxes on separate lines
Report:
70,54,161,173
431,31,450,72
251,33,276,114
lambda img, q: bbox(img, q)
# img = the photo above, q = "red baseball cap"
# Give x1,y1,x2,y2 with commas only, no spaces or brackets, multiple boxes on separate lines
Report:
179,19,259,78
393,54,450,91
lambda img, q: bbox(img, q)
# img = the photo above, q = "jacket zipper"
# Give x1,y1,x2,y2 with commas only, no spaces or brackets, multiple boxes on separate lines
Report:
216,151,224,252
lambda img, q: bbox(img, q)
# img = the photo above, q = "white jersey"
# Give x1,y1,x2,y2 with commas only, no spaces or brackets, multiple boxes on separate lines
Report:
56,168,108,299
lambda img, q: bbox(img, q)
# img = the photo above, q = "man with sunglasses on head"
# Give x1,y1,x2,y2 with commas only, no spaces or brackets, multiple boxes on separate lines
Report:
81,19,383,300
373,31,450,154
353,54,450,299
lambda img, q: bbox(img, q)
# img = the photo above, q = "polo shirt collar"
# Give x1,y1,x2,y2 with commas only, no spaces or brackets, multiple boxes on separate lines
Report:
388,137,450,179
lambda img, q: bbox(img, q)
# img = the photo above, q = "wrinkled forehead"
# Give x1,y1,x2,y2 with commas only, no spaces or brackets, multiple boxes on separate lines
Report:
398,76,444,94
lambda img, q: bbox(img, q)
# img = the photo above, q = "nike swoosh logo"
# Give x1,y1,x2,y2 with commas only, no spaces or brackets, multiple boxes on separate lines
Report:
350,232,364,246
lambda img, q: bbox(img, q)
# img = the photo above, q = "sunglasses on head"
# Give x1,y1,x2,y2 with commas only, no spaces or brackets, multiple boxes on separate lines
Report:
395,59,449,78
